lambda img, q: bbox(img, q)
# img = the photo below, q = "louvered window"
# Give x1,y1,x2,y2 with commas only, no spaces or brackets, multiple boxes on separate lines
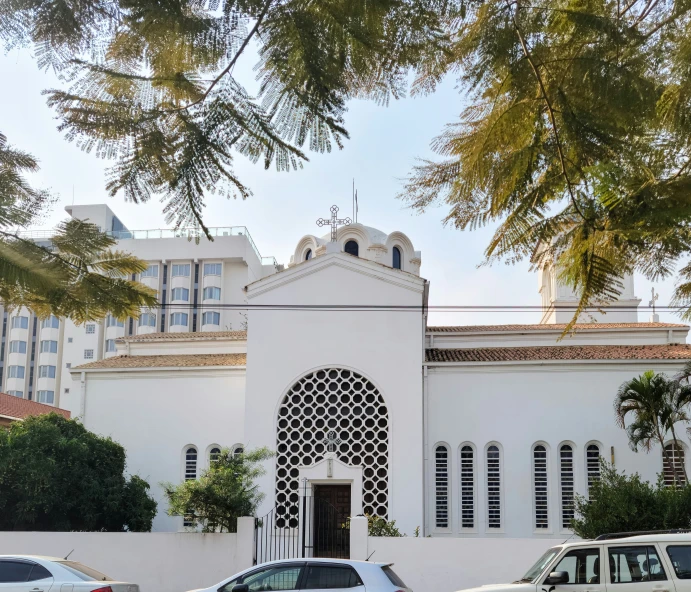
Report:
586,444,601,496
460,445,475,529
533,445,549,530
560,444,575,529
209,447,221,463
435,445,449,528
183,446,198,527
663,442,687,488
487,445,502,529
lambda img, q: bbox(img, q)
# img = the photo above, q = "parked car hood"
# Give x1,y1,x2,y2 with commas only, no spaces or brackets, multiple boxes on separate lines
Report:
457,583,535,592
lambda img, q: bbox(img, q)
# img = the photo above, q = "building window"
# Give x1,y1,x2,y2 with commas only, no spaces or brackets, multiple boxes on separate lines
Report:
7,365,24,379
11,316,28,330
84,349,94,359
305,249,312,261
85,324,95,334
7,390,22,397
139,313,156,327
663,442,687,487
202,311,220,326
141,264,159,278
533,444,549,530
170,313,189,327
560,444,575,529
106,315,124,327
37,390,54,404
40,315,59,329
65,363,71,369
105,339,116,352
209,447,221,463
460,445,475,529
434,444,449,529
38,365,56,379
171,287,189,302
172,264,191,277
202,286,221,301
185,447,198,480
67,337,73,343
486,444,502,529
233,445,244,457
64,388,70,394
586,443,601,495
203,263,222,276
9,340,27,354
344,240,359,257
39,340,58,354
392,246,402,270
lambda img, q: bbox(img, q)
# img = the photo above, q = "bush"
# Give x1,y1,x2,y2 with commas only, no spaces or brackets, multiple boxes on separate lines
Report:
0,414,157,531
367,514,405,537
572,461,691,538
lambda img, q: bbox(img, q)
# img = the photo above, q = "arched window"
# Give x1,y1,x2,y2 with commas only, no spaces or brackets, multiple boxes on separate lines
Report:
663,442,687,488
233,445,244,457
434,444,449,528
533,444,549,530
392,246,402,270
586,443,601,495
344,240,359,257
305,249,312,261
460,445,475,529
560,444,575,529
486,445,502,529
209,447,221,463
184,447,198,481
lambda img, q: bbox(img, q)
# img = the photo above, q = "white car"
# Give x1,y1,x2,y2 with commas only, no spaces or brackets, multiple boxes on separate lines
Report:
188,558,412,592
455,532,691,592
0,555,139,592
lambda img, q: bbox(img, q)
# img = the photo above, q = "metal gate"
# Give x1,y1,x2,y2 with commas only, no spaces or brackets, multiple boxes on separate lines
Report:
255,493,350,564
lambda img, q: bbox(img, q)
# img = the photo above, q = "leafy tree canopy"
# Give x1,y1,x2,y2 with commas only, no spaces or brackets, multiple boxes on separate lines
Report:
0,131,157,322
1,0,451,236
0,414,157,531
402,0,691,327
163,446,273,532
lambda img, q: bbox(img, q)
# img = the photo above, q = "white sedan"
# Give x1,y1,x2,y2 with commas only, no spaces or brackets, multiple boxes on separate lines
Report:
0,555,139,592
188,558,412,592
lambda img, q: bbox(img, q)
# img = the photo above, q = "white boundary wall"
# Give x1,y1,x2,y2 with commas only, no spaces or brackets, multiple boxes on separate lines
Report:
0,518,255,592
365,536,566,592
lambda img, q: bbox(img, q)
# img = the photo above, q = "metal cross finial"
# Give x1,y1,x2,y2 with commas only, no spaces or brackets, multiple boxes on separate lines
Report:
649,287,659,314
317,205,351,242
322,430,342,453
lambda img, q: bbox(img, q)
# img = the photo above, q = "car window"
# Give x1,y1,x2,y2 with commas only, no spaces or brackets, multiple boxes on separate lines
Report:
666,546,691,579
303,565,363,589
382,566,407,588
608,546,666,583
550,548,601,584
56,561,112,582
0,560,34,583
28,564,52,581
224,565,302,591
523,547,561,582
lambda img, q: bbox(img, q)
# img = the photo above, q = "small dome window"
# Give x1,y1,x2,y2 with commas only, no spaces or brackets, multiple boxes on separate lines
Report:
393,246,402,270
305,249,312,261
344,240,359,257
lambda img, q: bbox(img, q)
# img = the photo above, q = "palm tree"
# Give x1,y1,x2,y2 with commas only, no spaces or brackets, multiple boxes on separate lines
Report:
615,371,691,487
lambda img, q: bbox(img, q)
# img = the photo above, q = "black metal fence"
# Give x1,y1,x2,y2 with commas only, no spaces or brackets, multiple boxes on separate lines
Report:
255,496,350,564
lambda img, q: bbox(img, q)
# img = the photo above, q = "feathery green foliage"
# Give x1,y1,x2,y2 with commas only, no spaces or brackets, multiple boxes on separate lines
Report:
402,0,691,327
1,0,451,237
0,131,157,321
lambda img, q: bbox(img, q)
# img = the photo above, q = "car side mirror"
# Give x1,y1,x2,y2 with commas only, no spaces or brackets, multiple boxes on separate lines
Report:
545,571,569,585
232,586,249,592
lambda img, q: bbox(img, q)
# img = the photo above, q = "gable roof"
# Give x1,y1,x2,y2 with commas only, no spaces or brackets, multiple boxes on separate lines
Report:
74,353,246,370
0,393,70,421
427,323,688,333
118,330,247,342
426,344,691,363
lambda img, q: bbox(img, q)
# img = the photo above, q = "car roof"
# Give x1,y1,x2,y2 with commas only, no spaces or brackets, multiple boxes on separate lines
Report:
0,555,64,561
563,533,691,548
261,558,390,566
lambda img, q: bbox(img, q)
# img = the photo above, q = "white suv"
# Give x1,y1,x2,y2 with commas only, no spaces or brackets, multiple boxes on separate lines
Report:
456,533,691,592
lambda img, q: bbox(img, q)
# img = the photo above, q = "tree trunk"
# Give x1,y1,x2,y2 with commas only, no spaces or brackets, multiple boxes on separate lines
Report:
669,424,689,484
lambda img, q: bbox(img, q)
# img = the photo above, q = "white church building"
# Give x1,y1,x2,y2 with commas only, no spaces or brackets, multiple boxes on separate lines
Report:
22,203,691,540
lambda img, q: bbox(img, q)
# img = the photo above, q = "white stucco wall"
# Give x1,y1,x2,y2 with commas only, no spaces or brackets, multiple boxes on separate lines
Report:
78,368,247,532
426,359,688,538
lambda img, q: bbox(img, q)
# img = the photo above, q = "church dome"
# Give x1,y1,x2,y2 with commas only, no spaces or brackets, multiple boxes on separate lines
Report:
289,222,422,275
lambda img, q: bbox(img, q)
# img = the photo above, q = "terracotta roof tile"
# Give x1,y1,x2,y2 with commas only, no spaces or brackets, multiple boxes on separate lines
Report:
74,353,246,370
0,392,70,421
427,323,688,333
118,330,246,342
426,344,691,363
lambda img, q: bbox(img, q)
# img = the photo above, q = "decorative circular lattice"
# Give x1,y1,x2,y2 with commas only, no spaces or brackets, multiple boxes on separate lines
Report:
275,368,389,526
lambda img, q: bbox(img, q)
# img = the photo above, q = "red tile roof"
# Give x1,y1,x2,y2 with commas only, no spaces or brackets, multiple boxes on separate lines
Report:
426,344,691,363
427,323,688,333
0,392,70,421
74,353,247,370
118,330,247,342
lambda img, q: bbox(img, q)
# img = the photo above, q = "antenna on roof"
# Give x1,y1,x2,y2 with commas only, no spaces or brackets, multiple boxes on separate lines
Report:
64,549,74,560
366,550,376,562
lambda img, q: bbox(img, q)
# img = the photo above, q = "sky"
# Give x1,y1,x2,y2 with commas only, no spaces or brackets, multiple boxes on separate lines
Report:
0,45,682,328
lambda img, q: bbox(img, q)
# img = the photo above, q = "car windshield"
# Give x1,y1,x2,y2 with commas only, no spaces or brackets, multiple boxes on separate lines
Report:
521,548,561,582
56,561,112,582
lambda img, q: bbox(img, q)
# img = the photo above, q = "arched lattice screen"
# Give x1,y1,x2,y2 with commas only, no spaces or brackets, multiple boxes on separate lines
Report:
276,368,389,524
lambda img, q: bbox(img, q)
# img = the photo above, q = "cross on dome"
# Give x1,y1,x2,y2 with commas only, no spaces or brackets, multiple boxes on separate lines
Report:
316,205,351,242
